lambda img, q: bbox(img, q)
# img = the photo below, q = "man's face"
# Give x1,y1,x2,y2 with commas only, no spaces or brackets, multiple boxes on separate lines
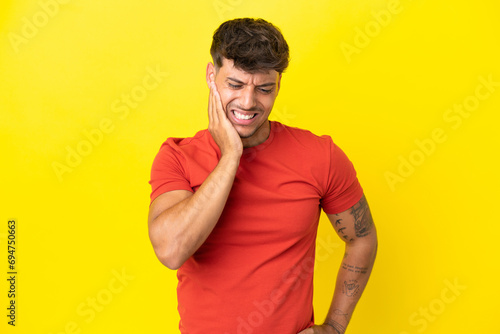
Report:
207,58,281,147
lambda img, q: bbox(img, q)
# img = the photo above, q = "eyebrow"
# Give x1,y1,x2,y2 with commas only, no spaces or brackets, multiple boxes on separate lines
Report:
227,77,276,87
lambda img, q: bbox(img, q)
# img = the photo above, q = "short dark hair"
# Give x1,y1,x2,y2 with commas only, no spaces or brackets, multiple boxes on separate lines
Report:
210,18,290,74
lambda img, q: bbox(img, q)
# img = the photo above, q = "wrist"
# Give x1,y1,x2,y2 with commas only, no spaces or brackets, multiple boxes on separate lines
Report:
218,153,241,173
323,320,346,334
220,150,242,162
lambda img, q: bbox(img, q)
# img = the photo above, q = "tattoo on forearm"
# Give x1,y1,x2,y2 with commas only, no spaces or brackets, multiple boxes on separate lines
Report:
342,262,368,274
343,279,360,297
333,308,349,321
351,195,374,238
324,319,346,334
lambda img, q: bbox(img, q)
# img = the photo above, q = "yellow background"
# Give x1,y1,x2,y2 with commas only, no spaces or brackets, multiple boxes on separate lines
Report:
1,0,499,333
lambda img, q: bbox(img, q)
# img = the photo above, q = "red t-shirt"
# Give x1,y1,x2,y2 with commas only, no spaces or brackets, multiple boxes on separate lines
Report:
149,121,363,334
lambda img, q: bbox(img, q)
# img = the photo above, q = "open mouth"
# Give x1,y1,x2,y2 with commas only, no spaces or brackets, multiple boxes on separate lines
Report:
232,110,257,120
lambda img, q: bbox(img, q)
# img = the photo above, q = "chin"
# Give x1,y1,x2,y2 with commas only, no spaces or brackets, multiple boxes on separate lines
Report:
235,127,257,139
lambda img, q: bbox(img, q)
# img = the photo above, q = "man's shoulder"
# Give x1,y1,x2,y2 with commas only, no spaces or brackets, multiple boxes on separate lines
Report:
166,129,211,147
155,128,218,160
160,129,217,151
273,121,333,147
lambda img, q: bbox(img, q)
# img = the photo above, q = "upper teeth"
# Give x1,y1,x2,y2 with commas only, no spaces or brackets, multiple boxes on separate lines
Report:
234,111,255,120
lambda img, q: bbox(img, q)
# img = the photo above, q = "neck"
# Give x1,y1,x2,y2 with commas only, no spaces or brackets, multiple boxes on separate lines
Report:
241,120,271,148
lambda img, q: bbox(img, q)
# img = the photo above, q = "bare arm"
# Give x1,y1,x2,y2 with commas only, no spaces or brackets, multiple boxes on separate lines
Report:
148,80,242,270
299,194,378,334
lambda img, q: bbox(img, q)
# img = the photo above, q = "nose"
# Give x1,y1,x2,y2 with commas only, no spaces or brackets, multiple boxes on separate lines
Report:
238,86,257,110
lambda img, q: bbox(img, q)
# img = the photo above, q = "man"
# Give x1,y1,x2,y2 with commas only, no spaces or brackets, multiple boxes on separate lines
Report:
148,18,377,334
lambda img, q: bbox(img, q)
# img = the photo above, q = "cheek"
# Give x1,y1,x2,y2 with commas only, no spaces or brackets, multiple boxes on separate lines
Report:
261,97,277,112
219,91,237,109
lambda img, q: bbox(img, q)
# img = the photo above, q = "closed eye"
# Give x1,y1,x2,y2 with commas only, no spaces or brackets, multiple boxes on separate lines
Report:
228,83,242,89
228,82,273,94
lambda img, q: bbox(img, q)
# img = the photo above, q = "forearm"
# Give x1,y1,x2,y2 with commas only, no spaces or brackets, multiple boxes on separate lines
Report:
149,154,240,269
324,231,377,333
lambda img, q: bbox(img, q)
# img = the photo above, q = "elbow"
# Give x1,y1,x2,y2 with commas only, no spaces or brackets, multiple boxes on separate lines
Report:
157,251,185,270
347,227,378,258
149,220,187,270
367,229,378,262
150,239,186,270
366,229,378,258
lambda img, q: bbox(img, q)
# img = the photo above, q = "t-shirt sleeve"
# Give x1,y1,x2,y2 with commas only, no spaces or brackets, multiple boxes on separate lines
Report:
320,137,364,214
149,139,194,204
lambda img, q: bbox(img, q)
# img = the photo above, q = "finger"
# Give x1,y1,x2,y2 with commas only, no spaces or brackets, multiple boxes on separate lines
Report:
212,83,225,122
208,83,217,125
211,83,220,123
208,84,213,124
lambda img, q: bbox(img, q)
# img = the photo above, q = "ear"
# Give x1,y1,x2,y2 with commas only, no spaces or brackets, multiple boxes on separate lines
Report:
206,62,216,88
276,73,282,95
